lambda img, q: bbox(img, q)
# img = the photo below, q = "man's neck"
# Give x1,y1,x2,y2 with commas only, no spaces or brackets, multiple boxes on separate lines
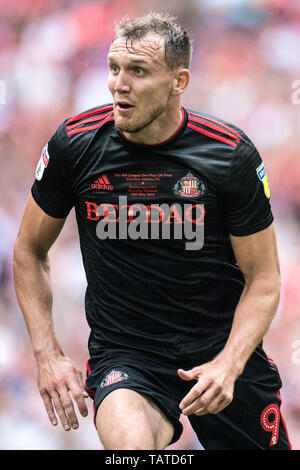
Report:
123,105,183,145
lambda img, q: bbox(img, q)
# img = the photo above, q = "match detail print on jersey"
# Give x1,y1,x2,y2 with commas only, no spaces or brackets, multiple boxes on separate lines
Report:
113,170,176,198
89,169,206,200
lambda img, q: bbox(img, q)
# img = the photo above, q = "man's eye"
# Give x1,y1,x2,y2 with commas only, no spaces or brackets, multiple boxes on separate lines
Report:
134,67,144,75
110,65,119,73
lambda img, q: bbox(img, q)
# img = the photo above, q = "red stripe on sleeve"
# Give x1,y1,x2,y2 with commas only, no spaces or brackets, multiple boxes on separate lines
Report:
67,116,114,136
188,111,242,139
66,110,114,130
187,123,237,148
66,105,113,125
188,114,240,142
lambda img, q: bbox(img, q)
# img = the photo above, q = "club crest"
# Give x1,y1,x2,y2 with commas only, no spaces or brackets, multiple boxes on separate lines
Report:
174,172,205,198
100,370,129,388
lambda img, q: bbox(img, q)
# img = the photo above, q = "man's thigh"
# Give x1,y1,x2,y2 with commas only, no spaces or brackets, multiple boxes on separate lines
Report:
85,355,184,449
96,388,174,450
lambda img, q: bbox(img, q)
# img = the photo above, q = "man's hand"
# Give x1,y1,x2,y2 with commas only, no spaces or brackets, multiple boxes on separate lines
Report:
37,354,89,430
178,359,238,416
13,197,90,431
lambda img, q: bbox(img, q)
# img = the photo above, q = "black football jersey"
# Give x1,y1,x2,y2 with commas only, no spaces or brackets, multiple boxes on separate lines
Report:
31,104,273,360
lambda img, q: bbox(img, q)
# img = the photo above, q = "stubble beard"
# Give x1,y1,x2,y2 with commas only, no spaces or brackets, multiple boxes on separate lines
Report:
115,102,166,134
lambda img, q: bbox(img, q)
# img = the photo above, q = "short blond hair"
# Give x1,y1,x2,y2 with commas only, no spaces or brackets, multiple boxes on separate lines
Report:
114,12,193,70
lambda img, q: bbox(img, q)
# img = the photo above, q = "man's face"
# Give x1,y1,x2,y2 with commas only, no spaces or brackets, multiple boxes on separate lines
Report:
107,33,175,133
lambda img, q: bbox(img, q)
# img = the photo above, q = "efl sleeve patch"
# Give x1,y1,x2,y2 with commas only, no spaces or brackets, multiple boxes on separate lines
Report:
35,143,50,181
256,162,271,199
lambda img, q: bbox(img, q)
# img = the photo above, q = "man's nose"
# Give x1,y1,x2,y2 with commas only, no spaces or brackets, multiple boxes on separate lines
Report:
114,70,130,93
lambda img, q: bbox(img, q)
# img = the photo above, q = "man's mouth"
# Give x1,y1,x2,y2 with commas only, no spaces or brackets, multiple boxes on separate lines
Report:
116,101,135,111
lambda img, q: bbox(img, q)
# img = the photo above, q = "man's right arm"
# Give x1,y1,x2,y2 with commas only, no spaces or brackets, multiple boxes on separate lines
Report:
13,194,88,430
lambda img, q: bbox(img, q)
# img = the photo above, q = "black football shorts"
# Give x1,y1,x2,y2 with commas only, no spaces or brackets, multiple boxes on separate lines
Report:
84,345,292,450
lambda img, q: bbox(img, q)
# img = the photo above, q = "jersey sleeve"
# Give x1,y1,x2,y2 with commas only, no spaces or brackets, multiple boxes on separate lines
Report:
224,134,273,236
31,120,75,218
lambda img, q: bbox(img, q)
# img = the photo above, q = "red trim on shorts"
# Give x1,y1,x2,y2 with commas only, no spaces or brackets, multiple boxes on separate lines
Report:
276,390,293,449
86,359,91,375
266,355,292,449
85,359,95,398
92,401,96,425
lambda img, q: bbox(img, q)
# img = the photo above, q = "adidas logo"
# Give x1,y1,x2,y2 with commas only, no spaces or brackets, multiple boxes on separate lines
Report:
91,174,113,190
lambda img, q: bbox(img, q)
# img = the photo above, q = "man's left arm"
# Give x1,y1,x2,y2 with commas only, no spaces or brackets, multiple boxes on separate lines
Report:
178,222,281,416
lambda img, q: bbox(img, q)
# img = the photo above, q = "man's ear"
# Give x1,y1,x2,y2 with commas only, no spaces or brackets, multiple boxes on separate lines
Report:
172,68,190,96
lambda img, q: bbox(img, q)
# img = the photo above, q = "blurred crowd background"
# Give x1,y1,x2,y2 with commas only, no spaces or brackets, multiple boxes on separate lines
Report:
0,0,300,450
